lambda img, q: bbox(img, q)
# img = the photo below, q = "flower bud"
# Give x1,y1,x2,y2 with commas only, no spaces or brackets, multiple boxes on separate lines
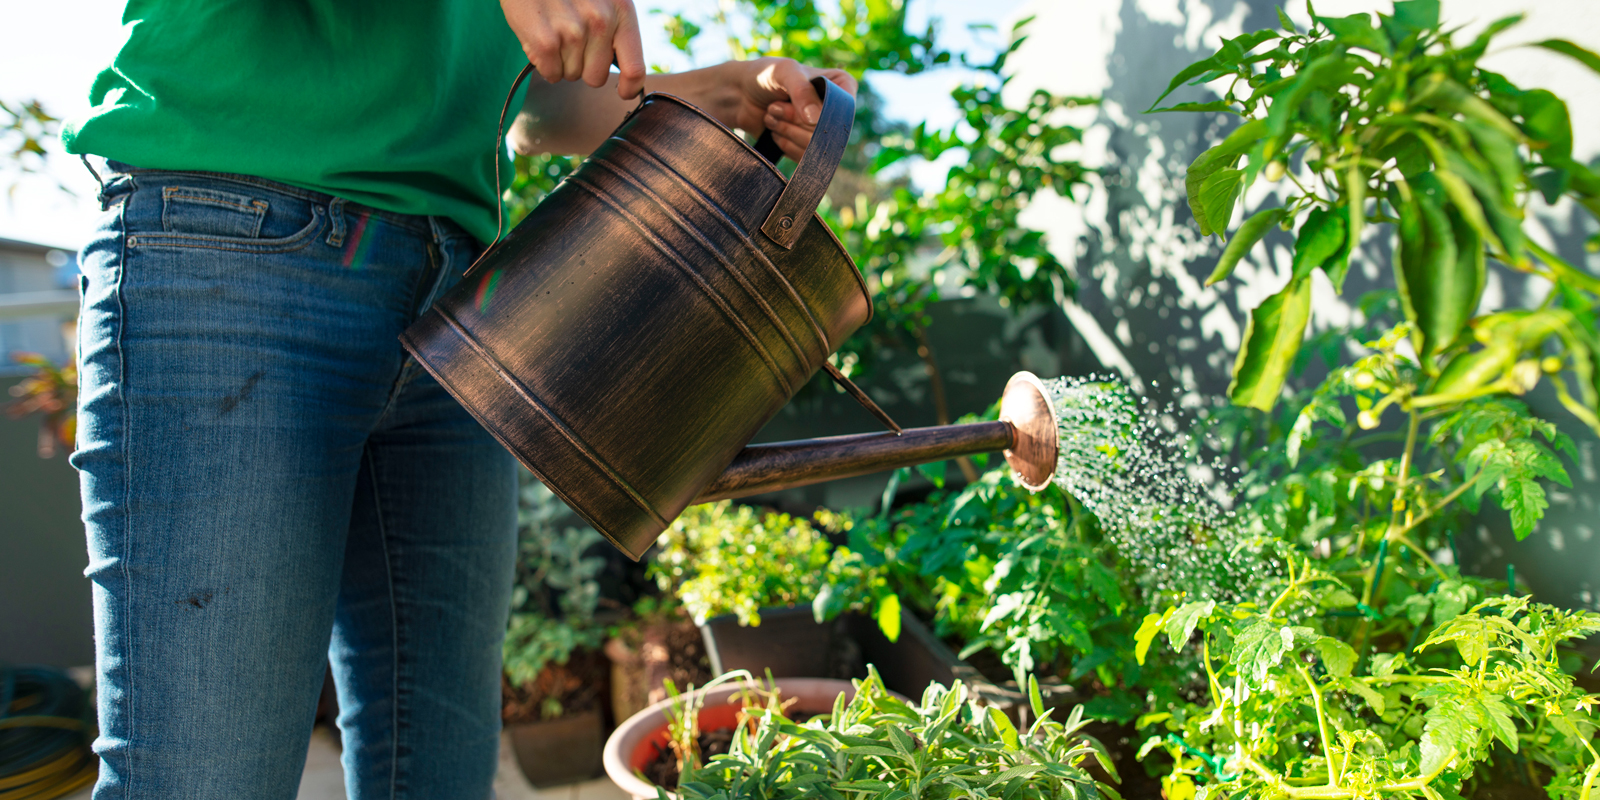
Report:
1265,160,1287,182
1357,409,1380,429
1541,356,1563,374
1352,370,1376,390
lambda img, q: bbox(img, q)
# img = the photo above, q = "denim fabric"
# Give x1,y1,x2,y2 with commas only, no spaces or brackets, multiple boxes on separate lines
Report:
72,164,518,800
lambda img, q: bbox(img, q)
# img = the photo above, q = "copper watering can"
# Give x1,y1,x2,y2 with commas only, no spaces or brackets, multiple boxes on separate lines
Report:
401,73,1059,559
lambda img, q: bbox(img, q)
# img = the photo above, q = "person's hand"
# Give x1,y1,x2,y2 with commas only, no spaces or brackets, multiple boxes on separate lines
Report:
499,0,647,99
727,58,858,162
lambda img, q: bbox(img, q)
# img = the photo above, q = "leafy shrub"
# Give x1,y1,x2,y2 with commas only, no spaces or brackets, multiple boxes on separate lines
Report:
1122,2,1600,796
650,500,868,628
502,475,607,689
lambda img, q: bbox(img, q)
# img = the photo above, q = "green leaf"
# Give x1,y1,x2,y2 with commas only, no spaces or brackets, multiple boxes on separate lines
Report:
1389,0,1440,39
1228,275,1314,411
1028,674,1044,719
1230,617,1292,684
1314,637,1356,677
994,764,1045,782
1501,477,1549,539
1185,120,1266,235
1290,206,1349,281
1531,39,1600,77
1277,6,1296,32
1316,12,1391,55
875,593,903,642
1150,100,1240,114
1147,31,1281,110
1520,89,1573,161
1340,678,1386,716
1195,168,1245,238
1165,600,1215,652
1208,207,1287,285
1420,695,1470,774
1393,177,1484,360
987,706,1021,750
1477,696,1518,752
1134,609,1172,666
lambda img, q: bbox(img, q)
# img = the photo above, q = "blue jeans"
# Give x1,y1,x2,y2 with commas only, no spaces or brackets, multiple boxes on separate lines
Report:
72,163,518,799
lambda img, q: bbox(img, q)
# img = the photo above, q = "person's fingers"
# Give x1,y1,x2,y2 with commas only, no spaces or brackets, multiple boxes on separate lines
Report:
762,112,812,161
819,68,858,98
612,2,646,98
556,2,587,82
772,61,826,125
579,5,615,88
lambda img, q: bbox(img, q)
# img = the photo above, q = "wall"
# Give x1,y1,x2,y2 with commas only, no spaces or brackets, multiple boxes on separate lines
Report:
0,373,92,667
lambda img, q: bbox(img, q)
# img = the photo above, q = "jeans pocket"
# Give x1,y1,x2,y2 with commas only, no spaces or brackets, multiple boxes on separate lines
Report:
128,206,326,254
162,185,268,238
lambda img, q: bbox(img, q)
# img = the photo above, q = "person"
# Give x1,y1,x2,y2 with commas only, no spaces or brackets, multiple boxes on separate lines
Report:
61,1,855,797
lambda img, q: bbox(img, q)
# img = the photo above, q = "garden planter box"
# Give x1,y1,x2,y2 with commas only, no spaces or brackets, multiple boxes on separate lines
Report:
603,677,860,800
505,708,605,788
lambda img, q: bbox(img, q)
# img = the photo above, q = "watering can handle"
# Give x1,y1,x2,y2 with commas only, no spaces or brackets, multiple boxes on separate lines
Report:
756,76,855,250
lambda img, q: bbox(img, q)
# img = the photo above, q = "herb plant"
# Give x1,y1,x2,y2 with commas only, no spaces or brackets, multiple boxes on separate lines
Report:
672,668,1120,800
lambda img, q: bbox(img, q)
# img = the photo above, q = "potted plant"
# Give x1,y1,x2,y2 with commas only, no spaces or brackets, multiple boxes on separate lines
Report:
602,671,867,799
649,500,978,700
662,668,1121,800
500,477,611,788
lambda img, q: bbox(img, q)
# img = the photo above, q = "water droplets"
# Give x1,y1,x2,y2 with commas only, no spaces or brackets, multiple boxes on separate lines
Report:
1044,376,1279,604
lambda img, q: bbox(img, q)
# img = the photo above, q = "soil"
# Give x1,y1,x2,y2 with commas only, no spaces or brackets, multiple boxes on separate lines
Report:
641,727,736,790
502,646,611,725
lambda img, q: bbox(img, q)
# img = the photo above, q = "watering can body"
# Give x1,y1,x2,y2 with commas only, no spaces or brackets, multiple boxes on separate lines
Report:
402,78,871,559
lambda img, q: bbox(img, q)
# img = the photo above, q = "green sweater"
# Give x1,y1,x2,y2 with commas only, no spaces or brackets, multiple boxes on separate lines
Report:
64,0,529,244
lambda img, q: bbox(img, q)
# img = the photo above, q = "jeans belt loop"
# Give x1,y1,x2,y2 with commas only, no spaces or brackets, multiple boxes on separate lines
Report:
326,197,348,247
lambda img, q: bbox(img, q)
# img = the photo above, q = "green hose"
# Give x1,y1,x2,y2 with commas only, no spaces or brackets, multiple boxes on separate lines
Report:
0,665,97,799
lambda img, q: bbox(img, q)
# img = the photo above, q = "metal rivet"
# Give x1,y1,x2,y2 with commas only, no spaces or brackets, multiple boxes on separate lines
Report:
779,216,793,230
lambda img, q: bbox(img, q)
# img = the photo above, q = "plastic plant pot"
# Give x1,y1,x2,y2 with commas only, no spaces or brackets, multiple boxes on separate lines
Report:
601,677,860,800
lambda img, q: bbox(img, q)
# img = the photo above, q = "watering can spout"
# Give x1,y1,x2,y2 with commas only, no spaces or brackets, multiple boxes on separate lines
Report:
695,372,1059,503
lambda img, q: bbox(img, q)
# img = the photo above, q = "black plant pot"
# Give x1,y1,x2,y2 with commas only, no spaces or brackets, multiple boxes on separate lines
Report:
698,606,968,699
700,606,1082,719
506,708,606,788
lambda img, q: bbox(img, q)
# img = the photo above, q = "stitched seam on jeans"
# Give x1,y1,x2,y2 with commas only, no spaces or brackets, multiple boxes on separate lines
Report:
161,188,269,214
127,208,325,253
113,167,434,237
362,446,403,800
115,178,135,799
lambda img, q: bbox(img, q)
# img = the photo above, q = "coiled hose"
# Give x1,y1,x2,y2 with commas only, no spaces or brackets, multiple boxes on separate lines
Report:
0,665,97,799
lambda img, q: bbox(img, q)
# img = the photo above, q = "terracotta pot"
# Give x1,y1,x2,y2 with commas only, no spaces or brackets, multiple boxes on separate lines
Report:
505,708,605,788
601,677,859,800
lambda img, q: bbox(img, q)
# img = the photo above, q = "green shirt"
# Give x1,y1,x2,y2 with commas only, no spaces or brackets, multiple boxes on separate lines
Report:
64,1,528,244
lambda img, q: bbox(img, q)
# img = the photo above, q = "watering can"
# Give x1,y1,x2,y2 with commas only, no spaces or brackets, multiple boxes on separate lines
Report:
401,75,1059,559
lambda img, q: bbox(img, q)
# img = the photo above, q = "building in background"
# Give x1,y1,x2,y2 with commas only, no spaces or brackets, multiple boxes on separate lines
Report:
0,236,88,667
0,235,78,372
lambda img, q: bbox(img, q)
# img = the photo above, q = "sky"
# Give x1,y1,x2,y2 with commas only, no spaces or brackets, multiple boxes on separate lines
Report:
0,0,1027,250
